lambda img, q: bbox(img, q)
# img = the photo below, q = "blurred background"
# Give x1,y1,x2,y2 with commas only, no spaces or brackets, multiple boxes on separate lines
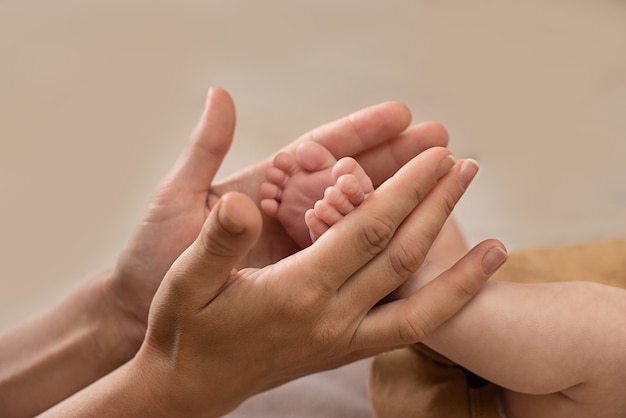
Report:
1,0,625,346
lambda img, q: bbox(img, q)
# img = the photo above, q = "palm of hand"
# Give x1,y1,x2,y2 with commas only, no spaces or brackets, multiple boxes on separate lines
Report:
210,160,301,267
111,88,445,334
114,157,303,326
114,181,210,325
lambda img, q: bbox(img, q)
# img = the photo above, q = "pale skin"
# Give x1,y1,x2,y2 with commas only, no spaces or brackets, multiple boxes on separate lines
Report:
261,141,626,418
0,88,506,417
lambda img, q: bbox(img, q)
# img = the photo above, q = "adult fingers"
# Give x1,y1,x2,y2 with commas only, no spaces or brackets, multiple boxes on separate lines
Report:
353,239,508,350
340,159,479,308
355,121,449,187
162,192,262,308
293,146,455,293
167,87,236,194
281,104,448,190
289,101,412,160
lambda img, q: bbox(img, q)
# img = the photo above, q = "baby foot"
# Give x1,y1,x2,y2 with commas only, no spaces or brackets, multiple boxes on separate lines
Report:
260,141,373,248
261,141,339,247
305,157,374,243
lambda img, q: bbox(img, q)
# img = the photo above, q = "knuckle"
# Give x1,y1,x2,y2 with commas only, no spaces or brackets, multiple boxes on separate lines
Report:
277,282,330,321
282,291,320,319
398,310,434,344
358,214,396,255
388,242,428,282
200,232,235,259
449,273,482,300
438,187,459,218
412,184,428,206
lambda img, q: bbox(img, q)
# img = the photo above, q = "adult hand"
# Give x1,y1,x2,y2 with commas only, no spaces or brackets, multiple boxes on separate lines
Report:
110,87,450,342
49,146,507,417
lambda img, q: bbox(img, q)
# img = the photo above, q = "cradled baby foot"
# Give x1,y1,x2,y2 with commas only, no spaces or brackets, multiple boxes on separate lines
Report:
305,156,374,243
260,141,339,247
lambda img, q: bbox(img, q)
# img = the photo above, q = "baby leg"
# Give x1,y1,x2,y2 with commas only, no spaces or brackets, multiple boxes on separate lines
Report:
423,280,626,418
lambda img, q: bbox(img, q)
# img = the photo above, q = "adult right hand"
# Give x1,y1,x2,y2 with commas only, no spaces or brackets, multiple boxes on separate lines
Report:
45,146,507,417
110,88,449,347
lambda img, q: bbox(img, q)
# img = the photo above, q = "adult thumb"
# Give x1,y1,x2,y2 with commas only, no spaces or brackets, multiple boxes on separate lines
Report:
164,192,263,308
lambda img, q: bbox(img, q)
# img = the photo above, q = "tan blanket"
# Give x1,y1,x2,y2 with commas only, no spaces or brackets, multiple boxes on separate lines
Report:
369,238,626,418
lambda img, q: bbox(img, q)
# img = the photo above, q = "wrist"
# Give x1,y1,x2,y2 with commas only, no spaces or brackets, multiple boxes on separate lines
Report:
0,269,147,417
95,269,147,362
129,345,245,418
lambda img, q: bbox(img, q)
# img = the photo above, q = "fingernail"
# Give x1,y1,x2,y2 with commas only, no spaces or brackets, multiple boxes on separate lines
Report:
459,159,479,189
218,200,245,234
481,247,508,275
436,155,456,178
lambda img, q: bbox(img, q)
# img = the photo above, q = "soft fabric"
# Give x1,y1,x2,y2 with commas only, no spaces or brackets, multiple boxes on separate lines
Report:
370,344,503,418
369,238,626,418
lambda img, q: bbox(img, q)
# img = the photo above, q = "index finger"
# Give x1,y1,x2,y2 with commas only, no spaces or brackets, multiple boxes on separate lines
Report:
356,121,449,187
293,146,455,293
291,101,413,159
290,102,449,187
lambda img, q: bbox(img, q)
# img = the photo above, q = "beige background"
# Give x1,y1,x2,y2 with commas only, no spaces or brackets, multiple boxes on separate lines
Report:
1,1,625,409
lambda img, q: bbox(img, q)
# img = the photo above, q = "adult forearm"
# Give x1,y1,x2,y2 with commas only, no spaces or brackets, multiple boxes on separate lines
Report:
40,355,233,418
39,361,165,418
0,269,144,417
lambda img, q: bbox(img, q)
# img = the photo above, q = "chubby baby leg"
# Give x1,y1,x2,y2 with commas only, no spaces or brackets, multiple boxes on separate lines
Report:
423,280,626,418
